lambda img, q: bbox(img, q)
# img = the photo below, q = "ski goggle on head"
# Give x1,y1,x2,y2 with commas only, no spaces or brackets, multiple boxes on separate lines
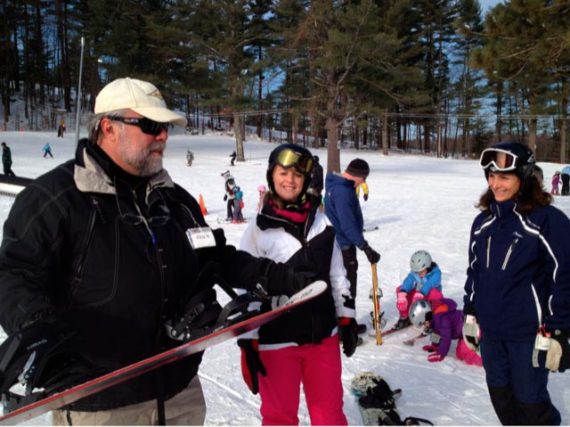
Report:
479,148,519,173
274,148,314,174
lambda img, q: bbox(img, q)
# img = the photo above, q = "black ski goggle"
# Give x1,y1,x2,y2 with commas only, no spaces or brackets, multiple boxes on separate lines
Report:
274,148,314,174
479,148,518,173
108,116,169,136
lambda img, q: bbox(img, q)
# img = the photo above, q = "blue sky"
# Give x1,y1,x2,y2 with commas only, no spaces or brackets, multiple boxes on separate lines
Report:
480,0,503,13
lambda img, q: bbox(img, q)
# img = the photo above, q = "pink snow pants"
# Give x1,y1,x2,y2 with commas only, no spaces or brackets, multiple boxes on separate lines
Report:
396,287,444,318
258,335,348,426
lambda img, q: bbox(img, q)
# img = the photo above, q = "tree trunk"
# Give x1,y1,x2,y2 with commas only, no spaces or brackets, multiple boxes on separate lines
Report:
382,110,389,155
326,116,340,173
234,114,245,161
560,117,568,164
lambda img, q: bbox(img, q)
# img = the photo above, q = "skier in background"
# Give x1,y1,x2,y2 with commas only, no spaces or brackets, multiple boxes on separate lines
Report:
222,170,236,221
230,151,237,166
0,78,313,426
551,171,560,195
561,165,570,195
238,143,356,425
232,185,244,223
463,141,570,425
57,121,66,138
1,142,15,176
392,250,443,330
42,143,54,158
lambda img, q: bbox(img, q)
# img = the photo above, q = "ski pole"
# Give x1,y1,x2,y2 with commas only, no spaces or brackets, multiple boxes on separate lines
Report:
371,263,383,345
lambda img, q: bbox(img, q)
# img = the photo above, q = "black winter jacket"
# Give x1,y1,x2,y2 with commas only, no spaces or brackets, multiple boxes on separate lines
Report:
0,139,266,411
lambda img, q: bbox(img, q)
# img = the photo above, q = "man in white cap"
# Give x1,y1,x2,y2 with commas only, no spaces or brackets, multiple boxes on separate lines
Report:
0,77,313,425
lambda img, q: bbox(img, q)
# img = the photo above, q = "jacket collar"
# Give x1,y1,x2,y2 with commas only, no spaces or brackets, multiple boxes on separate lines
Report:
490,199,516,218
73,138,175,196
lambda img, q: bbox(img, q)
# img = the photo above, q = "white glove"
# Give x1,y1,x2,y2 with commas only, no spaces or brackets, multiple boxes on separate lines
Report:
462,314,481,352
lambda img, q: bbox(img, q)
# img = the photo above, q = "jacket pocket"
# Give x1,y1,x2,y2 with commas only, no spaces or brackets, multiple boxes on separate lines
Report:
501,238,519,271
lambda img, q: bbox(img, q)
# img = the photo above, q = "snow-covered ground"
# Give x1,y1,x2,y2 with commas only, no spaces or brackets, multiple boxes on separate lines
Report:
0,129,569,426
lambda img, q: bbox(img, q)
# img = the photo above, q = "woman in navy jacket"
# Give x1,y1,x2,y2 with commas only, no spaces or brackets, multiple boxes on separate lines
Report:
463,141,570,425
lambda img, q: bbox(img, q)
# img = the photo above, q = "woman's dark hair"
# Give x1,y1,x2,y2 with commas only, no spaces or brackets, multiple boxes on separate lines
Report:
477,174,552,215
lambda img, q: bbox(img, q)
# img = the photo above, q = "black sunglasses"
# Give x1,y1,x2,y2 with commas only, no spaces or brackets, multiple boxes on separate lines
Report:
108,116,169,136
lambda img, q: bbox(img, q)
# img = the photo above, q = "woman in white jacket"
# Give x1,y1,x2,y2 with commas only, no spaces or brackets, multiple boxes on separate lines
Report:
238,144,356,426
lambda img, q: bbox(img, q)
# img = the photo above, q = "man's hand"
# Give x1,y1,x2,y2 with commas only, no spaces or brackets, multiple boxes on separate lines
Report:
338,318,358,357
361,243,381,264
260,260,317,296
0,317,102,396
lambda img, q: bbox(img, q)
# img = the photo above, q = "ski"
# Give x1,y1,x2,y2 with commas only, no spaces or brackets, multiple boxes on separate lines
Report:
368,323,412,338
363,225,379,233
0,281,327,425
402,332,428,346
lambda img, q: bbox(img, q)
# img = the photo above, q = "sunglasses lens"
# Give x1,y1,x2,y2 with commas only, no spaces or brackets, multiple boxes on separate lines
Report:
141,118,168,136
275,149,314,174
480,150,516,171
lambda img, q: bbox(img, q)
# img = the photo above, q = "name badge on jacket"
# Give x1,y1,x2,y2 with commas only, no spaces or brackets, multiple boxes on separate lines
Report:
186,227,216,249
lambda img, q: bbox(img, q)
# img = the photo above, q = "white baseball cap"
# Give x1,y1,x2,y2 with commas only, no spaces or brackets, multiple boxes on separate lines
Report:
94,77,187,127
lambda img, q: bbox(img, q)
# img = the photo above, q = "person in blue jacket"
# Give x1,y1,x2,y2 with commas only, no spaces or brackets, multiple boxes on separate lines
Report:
463,141,570,425
324,158,380,334
393,250,443,330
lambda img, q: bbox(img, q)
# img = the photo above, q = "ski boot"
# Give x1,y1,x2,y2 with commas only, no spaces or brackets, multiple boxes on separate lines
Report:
392,317,411,330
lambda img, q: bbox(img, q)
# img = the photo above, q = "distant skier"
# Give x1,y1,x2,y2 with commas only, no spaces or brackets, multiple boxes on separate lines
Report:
230,151,237,166
42,143,53,158
186,149,194,166
561,165,570,195
551,171,560,195
221,170,236,220
57,121,66,138
393,250,443,330
232,185,244,223
409,298,482,366
1,142,15,176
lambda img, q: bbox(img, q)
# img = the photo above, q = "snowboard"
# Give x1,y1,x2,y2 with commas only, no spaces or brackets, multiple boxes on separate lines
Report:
350,372,402,426
0,281,327,425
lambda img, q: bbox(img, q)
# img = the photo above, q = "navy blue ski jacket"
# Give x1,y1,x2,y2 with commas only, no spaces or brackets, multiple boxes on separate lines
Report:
324,173,365,249
463,200,570,339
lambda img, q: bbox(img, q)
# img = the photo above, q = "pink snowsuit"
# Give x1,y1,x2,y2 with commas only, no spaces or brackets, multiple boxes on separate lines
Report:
551,174,560,195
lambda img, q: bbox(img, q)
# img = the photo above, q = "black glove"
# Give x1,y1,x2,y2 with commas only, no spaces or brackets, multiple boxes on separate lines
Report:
259,260,318,296
223,194,228,201
339,318,358,357
363,194,368,202
545,329,570,372
0,317,102,397
361,243,381,264
237,339,266,394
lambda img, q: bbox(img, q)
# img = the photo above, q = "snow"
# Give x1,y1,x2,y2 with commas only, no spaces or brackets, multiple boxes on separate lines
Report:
0,129,569,426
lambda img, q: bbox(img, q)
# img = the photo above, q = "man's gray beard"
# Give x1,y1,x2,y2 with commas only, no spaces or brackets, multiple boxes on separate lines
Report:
119,131,164,176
